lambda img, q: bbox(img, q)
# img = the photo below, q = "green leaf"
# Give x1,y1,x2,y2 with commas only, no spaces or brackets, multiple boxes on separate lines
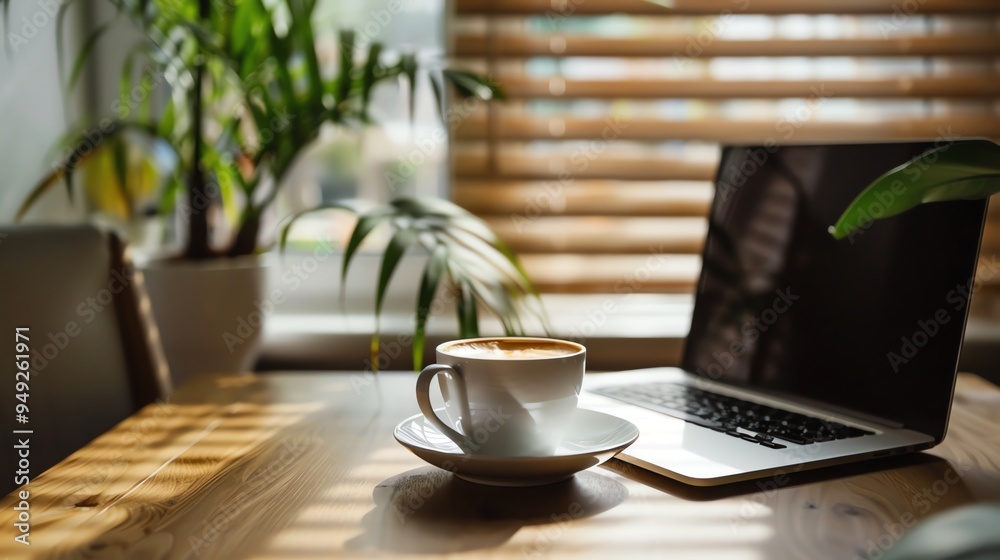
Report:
442,68,503,101
248,0,298,122
230,0,253,55
54,0,81,92
158,98,176,138
391,196,470,220
360,42,383,122
400,52,417,122
492,236,541,298
277,202,358,251
178,20,220,52
288,0,322,112
136,0,151,24
413,244,447,370
16,168,70,221
371,227,418,371
245,84,277,144
342,207,392,283
202,146,239,225
455,278,480,338
118,47,138,119
376,227,417,316
17,121,170,220
334,29,356,112
68,20,114,92
440,228,531,295
452,254,515,310
829,140,1000,240
429,72,445,122
238,34,267,80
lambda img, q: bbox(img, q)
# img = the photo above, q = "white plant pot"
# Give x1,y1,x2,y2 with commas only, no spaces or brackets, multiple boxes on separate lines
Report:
137,254,270,387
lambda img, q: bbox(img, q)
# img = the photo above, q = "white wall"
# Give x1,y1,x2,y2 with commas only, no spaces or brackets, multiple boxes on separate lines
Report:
0,1,146,224
0,0,83,222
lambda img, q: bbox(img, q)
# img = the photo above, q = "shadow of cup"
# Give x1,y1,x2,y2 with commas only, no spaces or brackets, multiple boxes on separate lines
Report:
346,466,628,554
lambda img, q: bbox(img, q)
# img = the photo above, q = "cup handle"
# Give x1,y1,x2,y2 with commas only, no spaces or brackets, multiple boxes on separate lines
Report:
416,364,471,450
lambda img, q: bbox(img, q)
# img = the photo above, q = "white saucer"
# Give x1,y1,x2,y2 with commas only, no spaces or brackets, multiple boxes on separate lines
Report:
394,408,639,486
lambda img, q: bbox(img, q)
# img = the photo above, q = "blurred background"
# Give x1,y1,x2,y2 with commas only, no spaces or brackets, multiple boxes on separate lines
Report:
2,0,999,382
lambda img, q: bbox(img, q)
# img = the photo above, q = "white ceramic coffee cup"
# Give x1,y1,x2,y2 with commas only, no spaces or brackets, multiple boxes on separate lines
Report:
416,337,586,457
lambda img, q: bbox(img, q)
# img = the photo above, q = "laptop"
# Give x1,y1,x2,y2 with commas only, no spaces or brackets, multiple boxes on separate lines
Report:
581,140,987,486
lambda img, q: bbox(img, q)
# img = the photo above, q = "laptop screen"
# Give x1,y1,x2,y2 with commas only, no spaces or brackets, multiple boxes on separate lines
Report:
682,141,987,440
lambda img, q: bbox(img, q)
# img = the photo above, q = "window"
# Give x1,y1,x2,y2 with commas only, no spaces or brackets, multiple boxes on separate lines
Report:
449,0,1000,296
269,0,1000,371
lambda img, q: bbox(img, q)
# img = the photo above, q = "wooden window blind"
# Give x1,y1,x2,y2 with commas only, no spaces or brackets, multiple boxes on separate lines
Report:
448,0,1000,295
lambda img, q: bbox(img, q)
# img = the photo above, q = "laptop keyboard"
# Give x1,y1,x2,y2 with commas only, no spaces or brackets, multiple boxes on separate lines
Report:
593,382,874,449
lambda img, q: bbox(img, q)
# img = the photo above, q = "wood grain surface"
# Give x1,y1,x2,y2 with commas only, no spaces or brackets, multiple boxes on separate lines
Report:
1,372,998,559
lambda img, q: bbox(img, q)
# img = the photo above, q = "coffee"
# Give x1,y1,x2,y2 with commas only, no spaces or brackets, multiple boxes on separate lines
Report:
417,337,587,456
445,339,579,360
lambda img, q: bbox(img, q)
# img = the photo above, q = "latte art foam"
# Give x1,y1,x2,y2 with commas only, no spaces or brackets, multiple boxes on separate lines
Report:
445,340,578,360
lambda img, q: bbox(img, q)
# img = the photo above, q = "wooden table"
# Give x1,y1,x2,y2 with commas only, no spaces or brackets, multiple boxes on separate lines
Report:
2,372,999,559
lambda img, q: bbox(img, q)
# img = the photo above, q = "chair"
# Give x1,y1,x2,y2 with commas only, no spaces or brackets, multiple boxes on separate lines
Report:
0,225,171,496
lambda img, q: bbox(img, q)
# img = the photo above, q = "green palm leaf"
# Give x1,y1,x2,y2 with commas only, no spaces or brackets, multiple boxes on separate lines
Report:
400,52,417,122
442,68,503,100
371,226,418,370
342,207,393,284
277,201,359,250
360,42,383,122
455,278,480,339
413,244,448,370
287,0,322,113
68,19,115,92
333,29,355,115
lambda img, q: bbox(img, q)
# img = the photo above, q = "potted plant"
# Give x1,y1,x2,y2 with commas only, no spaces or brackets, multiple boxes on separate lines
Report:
9,0,545,383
